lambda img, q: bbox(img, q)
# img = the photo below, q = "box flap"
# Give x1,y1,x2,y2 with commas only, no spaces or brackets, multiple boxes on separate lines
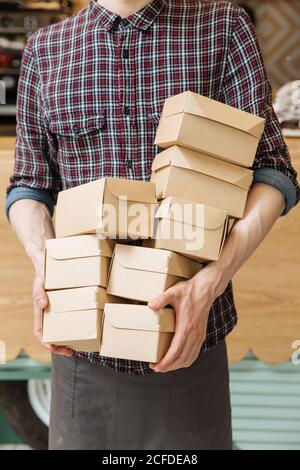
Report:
55,179,106,237
106,177,157,203
104,304,175,333
46,286,116,312
113,244,172,274
162,91,265,139
151,146,253,190
46,235,113,261
112,244,201,278
156,197,228,231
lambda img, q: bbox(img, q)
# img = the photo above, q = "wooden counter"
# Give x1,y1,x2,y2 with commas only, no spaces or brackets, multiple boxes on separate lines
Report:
0,136,299,363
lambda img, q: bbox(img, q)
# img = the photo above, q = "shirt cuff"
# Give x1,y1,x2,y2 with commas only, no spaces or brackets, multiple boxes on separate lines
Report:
252,168,297,216
5,187,55,221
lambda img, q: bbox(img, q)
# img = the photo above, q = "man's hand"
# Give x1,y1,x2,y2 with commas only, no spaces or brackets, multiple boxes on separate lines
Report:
148,183,285,374
148,264,223,373
9,199,74,357
33,274,74,357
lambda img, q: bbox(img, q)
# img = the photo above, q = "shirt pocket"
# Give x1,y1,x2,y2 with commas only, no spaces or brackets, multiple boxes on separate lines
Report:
47,112,108,183
48,112,107,139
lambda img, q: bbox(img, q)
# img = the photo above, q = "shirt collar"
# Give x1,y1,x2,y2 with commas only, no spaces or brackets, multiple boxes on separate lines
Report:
89,0,166,31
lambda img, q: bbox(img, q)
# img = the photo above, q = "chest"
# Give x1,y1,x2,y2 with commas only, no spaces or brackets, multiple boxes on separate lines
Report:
38,23,227,122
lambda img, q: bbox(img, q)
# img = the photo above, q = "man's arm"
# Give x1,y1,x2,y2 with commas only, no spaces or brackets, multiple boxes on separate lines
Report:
148,183,284,373
9,199,74,356
6,32,71,356
148,6,299,373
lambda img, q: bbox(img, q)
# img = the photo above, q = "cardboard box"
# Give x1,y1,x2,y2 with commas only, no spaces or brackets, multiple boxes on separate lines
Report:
55,177,157,239
154,91,265,167
150,145,253,218
107,244,202,302
44,235,113,290
144,197,229,262
43,286,118,352
100,304,175,362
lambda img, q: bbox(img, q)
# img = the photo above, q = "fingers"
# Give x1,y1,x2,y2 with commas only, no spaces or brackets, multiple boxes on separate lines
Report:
149,337,201,373
149,322,187,372
33,276,74,357
40,341,74,357
149,319,204,373
148,287,177,310
47,345,75,357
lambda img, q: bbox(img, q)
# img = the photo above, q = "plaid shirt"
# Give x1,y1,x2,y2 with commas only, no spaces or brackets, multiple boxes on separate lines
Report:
8,0,299,375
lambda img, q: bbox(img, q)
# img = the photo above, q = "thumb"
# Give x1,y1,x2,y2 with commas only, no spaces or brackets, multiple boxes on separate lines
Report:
34,279,48,309
148,288,174,310
36,292,48,309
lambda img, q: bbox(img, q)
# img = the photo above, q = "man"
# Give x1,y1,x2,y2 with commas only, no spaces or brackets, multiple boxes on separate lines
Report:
6,0,299,450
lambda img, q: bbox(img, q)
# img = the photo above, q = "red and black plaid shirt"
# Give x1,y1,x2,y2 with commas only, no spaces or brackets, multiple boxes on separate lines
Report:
8,0,299,374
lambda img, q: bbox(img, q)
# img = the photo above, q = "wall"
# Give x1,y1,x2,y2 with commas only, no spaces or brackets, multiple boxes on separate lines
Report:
237,0,300,90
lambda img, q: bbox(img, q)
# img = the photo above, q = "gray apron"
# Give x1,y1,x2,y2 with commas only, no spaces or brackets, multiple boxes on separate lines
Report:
49,339,232,450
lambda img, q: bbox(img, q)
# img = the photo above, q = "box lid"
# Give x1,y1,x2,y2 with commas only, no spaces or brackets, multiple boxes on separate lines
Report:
161,91,265,139
155,197,228,231
46,286,115,313
46,235,113,261
112,244,201,279
105,177,157,203
151,145,253,190
104,304,175,333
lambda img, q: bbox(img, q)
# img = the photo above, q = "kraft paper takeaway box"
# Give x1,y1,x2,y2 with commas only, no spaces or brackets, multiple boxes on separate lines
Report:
150,145,253,219
43,286,120,352
154,91,265,167
44,235,113,290
107,244,202,302
144,197,229,262
100,304,175,362
55,177,157,239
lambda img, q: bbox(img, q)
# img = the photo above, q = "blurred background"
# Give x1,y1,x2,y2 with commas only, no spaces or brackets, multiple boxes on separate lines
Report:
0,0,299,136
0,0,299,451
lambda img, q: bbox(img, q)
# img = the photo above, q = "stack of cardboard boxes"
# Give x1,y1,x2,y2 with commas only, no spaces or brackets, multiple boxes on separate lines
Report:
43,177,200,362
43,91,265,363
148,91,265,261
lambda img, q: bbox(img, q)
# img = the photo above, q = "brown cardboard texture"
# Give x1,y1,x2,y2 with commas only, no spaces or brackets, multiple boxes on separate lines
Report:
144,197,229,262
154,91,265,167
44,235,113,290
150,145,253,218
100,304,175,362
55,177,157,239
107,244,202,302
42,286,114,352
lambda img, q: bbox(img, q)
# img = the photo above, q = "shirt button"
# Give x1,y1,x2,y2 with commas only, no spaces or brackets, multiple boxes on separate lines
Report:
123,105,130,116
123,49,129,59
125,159,133,169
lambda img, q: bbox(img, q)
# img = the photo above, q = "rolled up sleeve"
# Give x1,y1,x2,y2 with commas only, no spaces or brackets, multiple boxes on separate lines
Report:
220,7,300,215
5,187,55,221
